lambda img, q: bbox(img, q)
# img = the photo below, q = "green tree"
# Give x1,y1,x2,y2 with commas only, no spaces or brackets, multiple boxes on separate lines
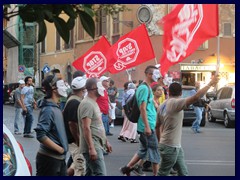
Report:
3,4,130,44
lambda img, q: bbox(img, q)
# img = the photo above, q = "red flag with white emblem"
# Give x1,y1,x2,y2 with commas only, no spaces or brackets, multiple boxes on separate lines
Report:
108,24,155,74
159,4,219,76
72,36,111,77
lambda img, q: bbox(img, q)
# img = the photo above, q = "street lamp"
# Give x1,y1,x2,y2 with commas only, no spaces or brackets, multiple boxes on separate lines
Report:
112,12,133,28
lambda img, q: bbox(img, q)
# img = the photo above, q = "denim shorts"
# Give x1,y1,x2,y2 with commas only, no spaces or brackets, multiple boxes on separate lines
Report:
137,130,160,164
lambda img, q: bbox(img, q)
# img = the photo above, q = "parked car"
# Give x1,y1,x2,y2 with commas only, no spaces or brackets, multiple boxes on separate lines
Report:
181,85,206,127
206,84,235,128
114,88,124,125
3,83,19,104
3,124,32,176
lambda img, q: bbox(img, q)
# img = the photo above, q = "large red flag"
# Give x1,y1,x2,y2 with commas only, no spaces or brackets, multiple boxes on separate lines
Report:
108,24,155,74
159,4,219,76
72,36,111,77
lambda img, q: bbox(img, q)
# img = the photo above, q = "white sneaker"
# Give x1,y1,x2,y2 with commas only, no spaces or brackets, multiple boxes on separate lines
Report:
110,124,114,128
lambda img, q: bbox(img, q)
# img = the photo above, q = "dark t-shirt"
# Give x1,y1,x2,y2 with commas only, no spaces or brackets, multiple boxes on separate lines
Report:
108,86,117,103
63,99,80,143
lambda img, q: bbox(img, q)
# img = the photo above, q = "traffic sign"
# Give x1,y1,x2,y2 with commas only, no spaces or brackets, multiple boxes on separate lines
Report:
18,65,25,72
42,65,50,74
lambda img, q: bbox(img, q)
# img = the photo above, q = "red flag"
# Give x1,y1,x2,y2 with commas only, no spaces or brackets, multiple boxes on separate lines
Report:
108,24,155,74
159,4,219,76
72,36,111,77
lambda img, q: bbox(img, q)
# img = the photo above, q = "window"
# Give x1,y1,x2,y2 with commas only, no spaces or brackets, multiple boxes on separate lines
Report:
96,9,107,36
64,30,73,49
198,40,208,50
78,19,84,40
56,31,61,51
3,133,17,176
219,88,231,99
223,23,232,36
41,39,45,53
216,88,223,100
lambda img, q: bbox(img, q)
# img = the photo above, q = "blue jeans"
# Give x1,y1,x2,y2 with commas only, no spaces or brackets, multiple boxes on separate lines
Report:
102,114,110,135
83,148,107,176
192,106,203,131
158,144,188,176
14,108,23,132
23,106,34,134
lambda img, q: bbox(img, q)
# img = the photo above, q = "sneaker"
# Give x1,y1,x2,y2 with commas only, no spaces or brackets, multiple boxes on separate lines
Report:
170,168,178,175
191,127,197,134
106,133,113,136
110,124,114,128
119,166,132,176
132,165,146,176
14,132,22,135
23,134,34,138
142,161,152,172
130,139,139,143
196,129,202,133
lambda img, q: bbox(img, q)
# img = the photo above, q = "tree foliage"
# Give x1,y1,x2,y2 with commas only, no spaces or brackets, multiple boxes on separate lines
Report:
3,4,130,44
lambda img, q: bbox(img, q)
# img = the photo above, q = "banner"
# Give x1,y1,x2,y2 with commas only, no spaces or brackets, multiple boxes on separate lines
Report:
159,4,219,76
108,24,155,74
72,36,111,77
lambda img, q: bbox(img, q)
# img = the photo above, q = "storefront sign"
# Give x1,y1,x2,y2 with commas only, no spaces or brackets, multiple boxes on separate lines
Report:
180,65,216,71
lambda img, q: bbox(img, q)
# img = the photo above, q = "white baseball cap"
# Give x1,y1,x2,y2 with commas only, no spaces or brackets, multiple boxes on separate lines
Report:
18,80,25,84
71,77,87,90
99,76,110,82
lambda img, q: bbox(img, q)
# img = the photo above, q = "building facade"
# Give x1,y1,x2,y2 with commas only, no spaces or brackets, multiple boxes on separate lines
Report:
37,4,235,88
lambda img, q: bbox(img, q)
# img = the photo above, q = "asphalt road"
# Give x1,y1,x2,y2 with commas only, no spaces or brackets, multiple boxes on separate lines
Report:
3,104,235,176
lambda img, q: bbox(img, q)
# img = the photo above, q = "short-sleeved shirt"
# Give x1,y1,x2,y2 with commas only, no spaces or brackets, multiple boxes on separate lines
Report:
108,86,117,103
63,98,81,143
96,90,109,114
78,96,107,153
158,97,187,147
21,86,34,107
136,83,156,133
14,88,22,108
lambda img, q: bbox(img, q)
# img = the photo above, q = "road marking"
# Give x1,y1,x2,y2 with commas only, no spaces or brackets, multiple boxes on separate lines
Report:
186,160,235,166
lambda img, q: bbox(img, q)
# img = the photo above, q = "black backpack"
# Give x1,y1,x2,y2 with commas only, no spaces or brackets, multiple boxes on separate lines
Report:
123,82,150,123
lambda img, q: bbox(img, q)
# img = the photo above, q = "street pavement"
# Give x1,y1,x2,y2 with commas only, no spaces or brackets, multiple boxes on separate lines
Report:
3,104,235,176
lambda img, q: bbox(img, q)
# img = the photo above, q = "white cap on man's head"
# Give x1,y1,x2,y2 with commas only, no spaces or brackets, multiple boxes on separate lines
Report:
71,77,87,90
99,76,110,82
18,80,25,84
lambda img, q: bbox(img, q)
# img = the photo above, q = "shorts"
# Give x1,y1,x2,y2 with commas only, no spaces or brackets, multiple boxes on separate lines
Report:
137,130,160,164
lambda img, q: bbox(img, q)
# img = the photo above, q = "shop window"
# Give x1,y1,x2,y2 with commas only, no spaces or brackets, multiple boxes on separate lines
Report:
223,22,232,36
198,40,208,50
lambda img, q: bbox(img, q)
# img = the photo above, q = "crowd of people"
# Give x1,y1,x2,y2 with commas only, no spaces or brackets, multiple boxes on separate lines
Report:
12,66,219,176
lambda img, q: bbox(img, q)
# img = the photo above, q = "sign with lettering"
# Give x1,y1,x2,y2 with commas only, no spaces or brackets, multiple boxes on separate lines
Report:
83,51,107,77
180,65,216,71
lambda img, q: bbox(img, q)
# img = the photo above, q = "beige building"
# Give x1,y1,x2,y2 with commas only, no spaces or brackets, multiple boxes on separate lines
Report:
39,4,235,88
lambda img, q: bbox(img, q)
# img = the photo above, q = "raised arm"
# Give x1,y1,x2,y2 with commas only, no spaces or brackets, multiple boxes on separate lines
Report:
185,75,219,107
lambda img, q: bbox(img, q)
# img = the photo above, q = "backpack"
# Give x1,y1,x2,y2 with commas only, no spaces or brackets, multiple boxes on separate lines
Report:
123,82,150,123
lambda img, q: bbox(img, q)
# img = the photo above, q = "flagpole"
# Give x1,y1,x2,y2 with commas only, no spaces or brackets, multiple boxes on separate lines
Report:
216,36,220,75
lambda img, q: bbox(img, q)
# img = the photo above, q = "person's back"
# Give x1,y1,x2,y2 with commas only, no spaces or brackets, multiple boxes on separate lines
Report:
158,98,187,147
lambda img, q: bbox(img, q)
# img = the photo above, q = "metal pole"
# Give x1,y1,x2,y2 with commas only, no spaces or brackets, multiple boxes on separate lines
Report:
216,35,220,75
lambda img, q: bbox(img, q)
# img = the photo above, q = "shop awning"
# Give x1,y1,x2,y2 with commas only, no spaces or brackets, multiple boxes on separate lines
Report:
3,29,20,48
